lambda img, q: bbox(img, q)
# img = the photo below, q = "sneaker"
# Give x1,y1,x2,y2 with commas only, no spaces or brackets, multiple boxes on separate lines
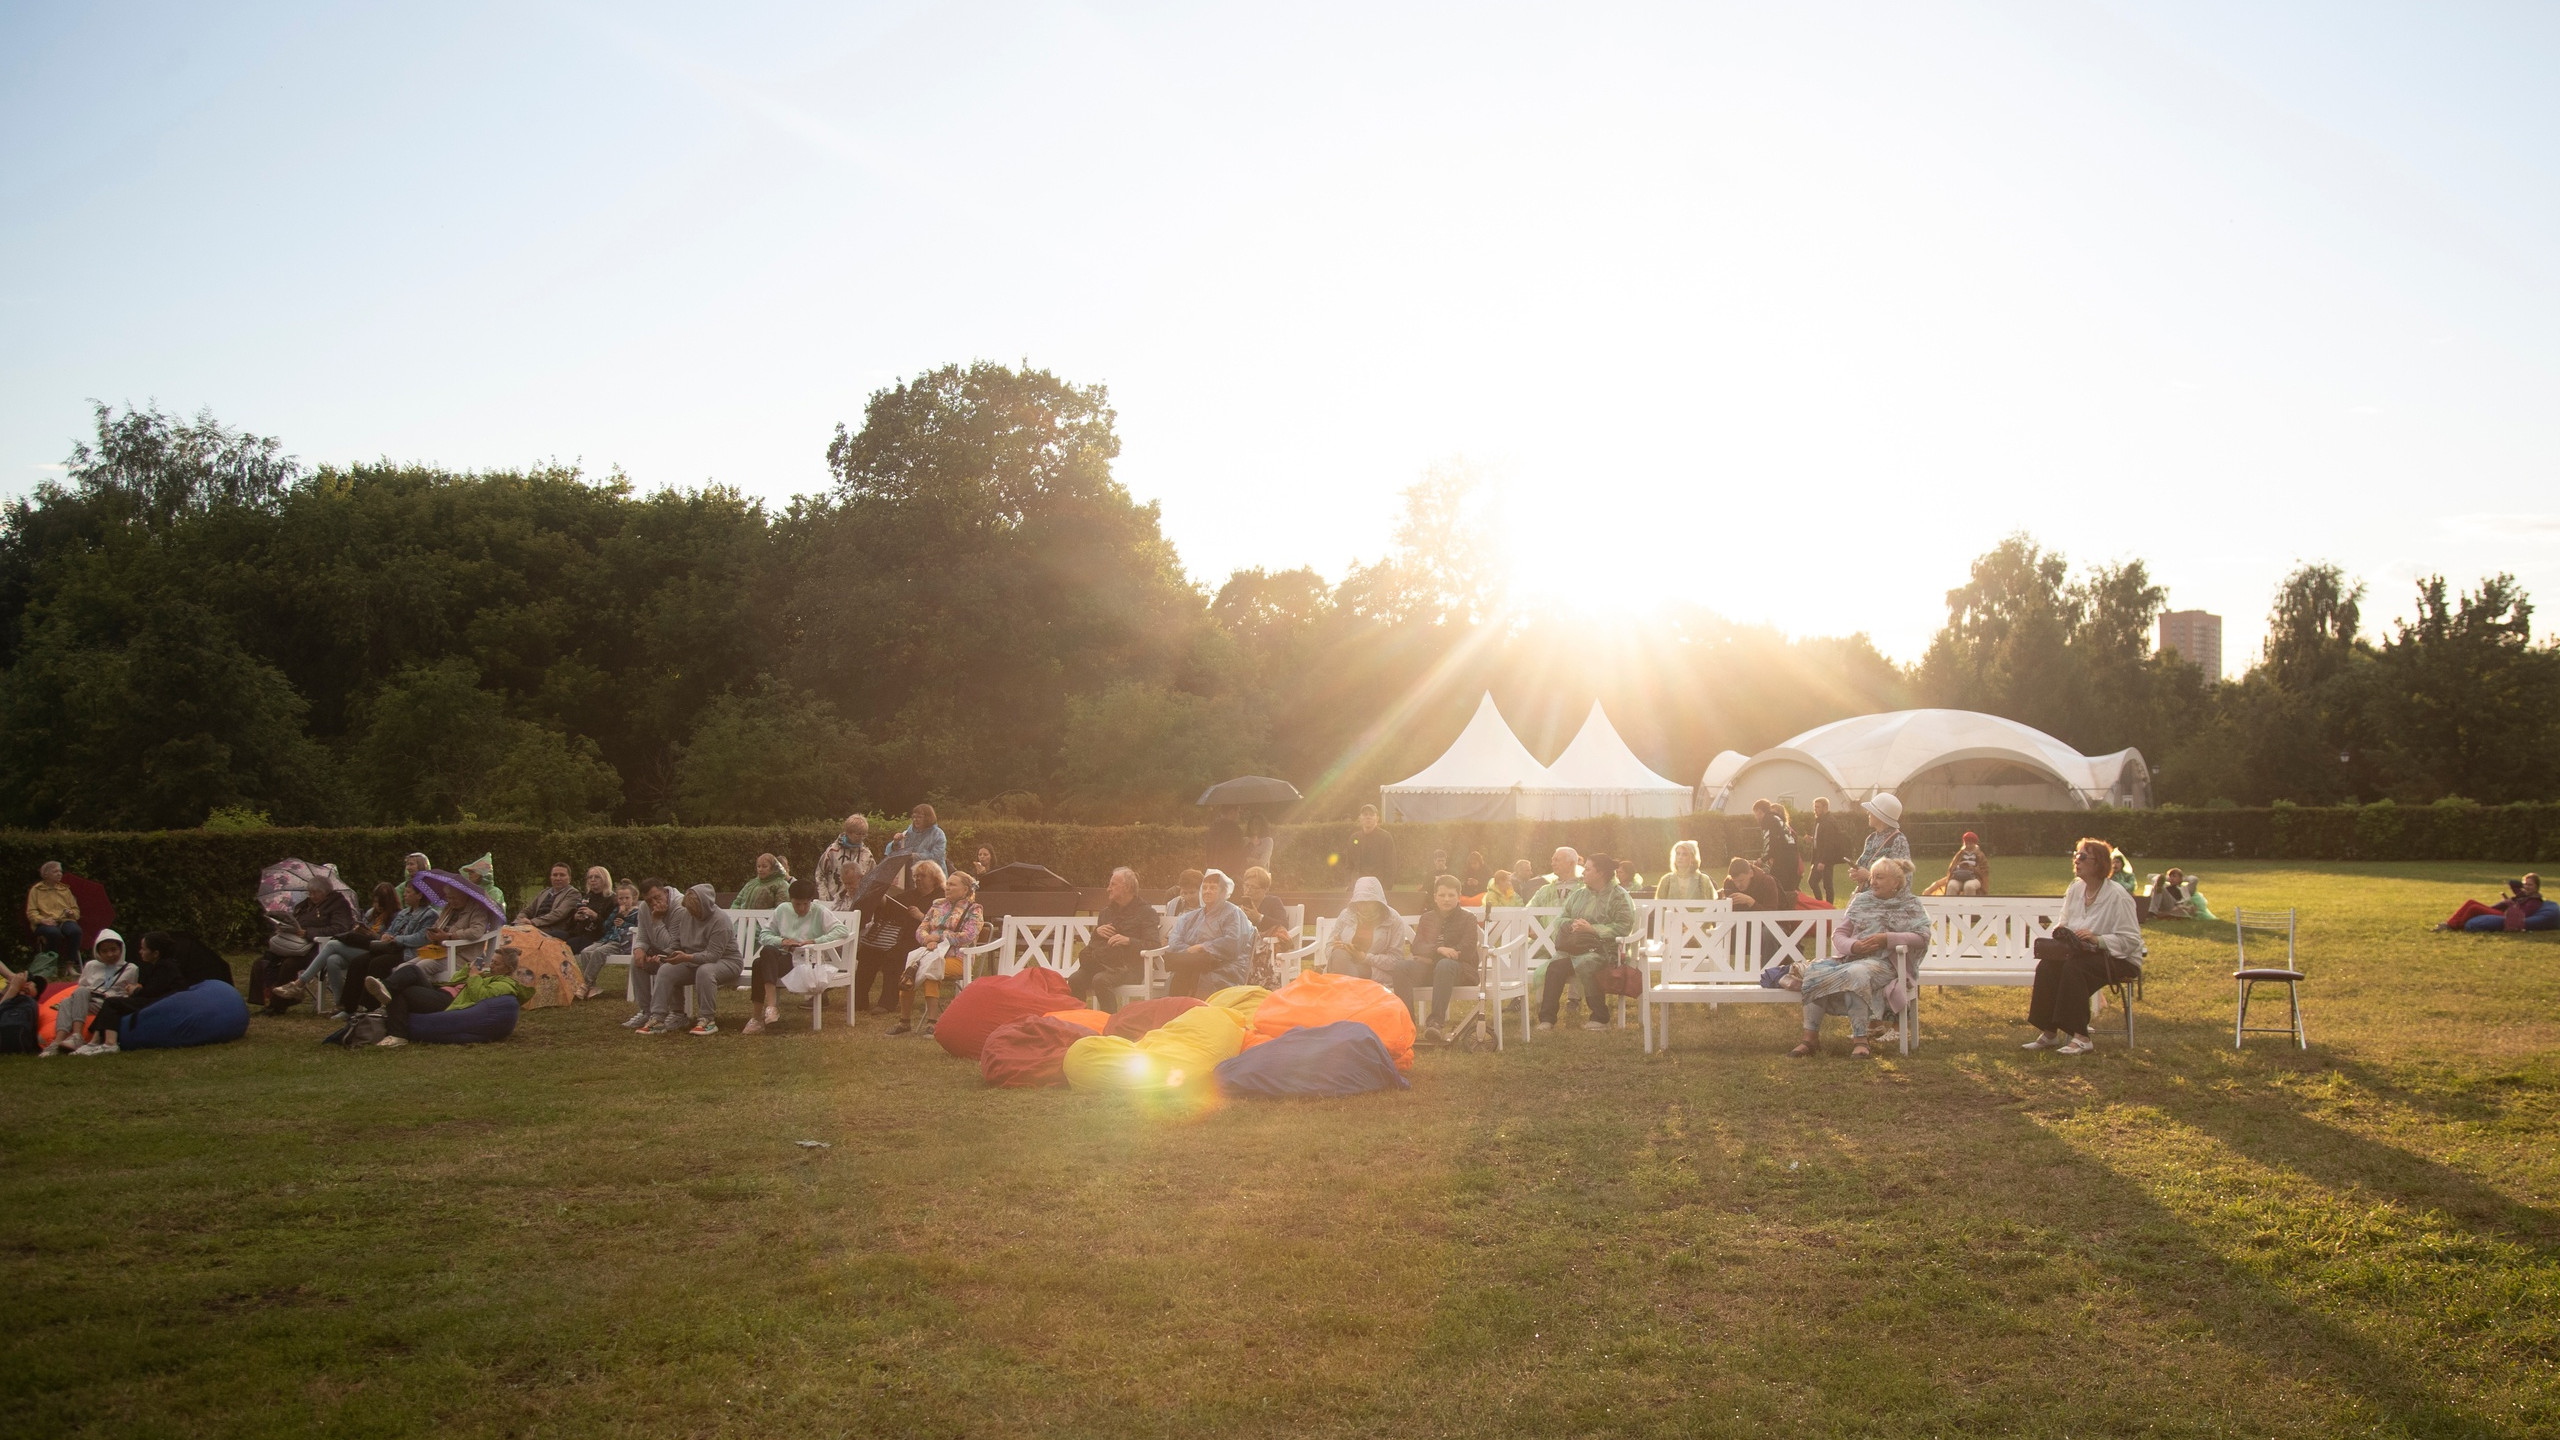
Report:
1421,1025,1444,1045
2057,1036,2095,1055
329,1011,350,1022
741,1017,767,1035
1582,1020,1607,1031
688,1018,719,1037
639,1016,675,1035
72,1042,116,1056
375,1035,408,1048
268,981,307,1006
2022,1034,2058,1050
887,1021,914,1037
622,1011,651,1029
1536,1021,1555,1032
365,976,392,1007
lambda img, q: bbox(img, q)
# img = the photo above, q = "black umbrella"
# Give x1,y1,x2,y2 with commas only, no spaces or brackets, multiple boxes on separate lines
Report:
849,852,926,912
977,862,1077,893
1195,775,1303,807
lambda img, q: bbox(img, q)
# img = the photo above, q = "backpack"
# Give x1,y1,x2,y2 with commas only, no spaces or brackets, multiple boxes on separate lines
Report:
326,1012,387,1048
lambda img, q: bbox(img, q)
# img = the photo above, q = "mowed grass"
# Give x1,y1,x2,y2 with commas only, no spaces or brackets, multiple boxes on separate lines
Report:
5,860,2558,1439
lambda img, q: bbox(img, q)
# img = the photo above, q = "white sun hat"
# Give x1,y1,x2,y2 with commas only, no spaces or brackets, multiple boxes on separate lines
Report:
1861,792,1904,826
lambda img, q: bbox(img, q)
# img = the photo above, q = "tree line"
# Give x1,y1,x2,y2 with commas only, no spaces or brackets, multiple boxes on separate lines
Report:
3,362,2552,831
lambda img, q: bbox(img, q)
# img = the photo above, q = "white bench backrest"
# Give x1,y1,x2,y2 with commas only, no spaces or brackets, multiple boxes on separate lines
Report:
1650,901,1735,983
1917,896,2062,976
729,908,775,956
1721,910,1840,975
1484,907,1562,971
1003,914,1093,975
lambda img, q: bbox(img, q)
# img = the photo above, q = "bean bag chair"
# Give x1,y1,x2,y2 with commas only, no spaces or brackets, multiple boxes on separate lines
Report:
1064,1006,1246,1092
933,965,1078,1061
1206,985,1271,1027
36,980,79,1050
407,995,520,1045
1216,1020,1410,1099
980,1013,1101,1088
121,979,250,1051
1103,995,1203,1040
1246,972,1416,1071
1046,1008,1113,1032
2464,901,2560,932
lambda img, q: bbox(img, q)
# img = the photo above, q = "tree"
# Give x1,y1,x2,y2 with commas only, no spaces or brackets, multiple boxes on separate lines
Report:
348,659,623,824
1916,535,2082,741
1336,460,1506,625
2370,575,2558,802
1055,681,1261,822
671,680,870,824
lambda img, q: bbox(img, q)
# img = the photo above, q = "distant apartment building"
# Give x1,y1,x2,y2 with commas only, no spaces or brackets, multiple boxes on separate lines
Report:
2158,609,2223,679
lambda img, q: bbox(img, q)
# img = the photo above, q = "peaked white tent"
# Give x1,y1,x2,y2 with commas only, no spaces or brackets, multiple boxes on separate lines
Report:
1521,702,1695,820
1381,693,1550,822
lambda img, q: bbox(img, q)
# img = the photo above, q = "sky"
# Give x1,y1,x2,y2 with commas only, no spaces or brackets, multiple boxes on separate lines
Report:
5,0,2557,674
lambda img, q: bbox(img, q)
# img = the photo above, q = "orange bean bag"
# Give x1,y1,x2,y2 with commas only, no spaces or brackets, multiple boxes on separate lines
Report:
1104,995,1203,1040
1046,1008,1112,1032
979,1013,1103,1088
36,981,79,1049
934,966,1079,1061
1247,973,1416,1071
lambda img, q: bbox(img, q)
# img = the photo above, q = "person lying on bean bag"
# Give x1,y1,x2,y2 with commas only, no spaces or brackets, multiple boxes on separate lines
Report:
405,994,522,1046
2440,874,2557,932
77,933,234,1055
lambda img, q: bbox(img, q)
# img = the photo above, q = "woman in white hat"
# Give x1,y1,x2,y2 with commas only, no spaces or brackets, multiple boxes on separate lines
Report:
1847,792,1911,894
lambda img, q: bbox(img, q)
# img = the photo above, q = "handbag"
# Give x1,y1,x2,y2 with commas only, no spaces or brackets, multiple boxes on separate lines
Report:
1597,962,1644,999
328,1011,387,1047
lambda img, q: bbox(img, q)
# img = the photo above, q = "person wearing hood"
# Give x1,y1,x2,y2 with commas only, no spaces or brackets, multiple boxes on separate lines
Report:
517,863,586,939
629,883,740,1036
1538,852,1635,1031
1848,794,1912,894
1324,876,1411,984
41,928,139,1055
733,853,793,912
815,814,874,905
1161,868,1254,999
460,854,505,910
75,932,230,1055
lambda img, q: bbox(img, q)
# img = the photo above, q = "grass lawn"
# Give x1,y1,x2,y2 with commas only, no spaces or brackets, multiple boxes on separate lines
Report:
5,859,2558,1438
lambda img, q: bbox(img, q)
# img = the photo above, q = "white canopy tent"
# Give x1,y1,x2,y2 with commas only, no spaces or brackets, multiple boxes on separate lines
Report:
1710,709,2150,813
1521,702,1695,820
1380,693,1550,822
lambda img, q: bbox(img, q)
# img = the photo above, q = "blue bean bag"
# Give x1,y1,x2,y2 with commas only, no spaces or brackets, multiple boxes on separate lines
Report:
2462,901,2560,933
1214,1020,1410,1099
121,979,249,1051
407,996,520,1045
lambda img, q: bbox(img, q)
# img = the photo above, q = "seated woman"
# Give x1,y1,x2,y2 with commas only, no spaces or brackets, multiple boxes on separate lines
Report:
1235,865,1297,988
353,885,493,1010
1325,876,1410,983
1481,868,1523,912
1847,794,1910,894
1930,832,1989,897
365,949,534,1048
1787,857,1927,1059
577,879,642,1001
1166,868,1205,919
733,853,793,912
275,883,400,1012
331,882,441,1018
1656,841,1715,901
563,865,616,952
1461,851,1488,897
2024,838,2146,1054
2440,874,2555,932
78,932,232,1055
746,877,849,1034
1161,869,1254,1000
850,864,934,1017
1398,874,1482,1044
889,866,980,1036
42,927,138,1056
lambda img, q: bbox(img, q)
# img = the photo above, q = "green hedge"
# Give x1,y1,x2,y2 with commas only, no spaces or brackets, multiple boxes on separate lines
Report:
7,803,2555,958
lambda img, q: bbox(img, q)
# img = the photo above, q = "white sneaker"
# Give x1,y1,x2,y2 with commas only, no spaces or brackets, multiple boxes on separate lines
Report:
2022,1034,2058,1050
2057,1036,2095,1055
72,1042,116,1056
1582,1020,1607,1031
375,1035,408,1048
621,1011,651,1029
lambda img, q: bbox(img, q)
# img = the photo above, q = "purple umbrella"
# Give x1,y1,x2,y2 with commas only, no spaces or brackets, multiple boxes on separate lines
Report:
412,869,506,927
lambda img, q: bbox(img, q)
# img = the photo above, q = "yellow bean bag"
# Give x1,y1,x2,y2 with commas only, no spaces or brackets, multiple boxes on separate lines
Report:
1206,985,1271,1027
1062,1005,1245,1091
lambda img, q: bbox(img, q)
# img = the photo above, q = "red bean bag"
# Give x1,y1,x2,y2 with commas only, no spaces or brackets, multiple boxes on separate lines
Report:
934,966,1079,1061
1104,995,1204,1040
980,1013,1102,1088
1247,972,1416,1071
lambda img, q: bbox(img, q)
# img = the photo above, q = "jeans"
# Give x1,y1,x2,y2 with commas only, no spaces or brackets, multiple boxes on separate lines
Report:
1537,952,1606,1024
31,921,81,970
299,937,375,999
383,966,453,1039
1391,956,1467,1025
576,941,624,989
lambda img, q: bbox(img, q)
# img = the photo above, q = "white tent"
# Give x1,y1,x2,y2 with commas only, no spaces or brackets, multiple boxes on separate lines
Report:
1520,702,1694,820
1710,709,2151,813
1381,693,1550,822
1699,750,1750,813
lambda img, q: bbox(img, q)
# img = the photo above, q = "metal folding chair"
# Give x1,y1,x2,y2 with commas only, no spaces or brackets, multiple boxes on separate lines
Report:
2231,907,2305,1050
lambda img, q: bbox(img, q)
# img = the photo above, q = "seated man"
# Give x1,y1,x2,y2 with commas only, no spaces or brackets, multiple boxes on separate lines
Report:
24,861,83,981
517,863,585,941
1537,852,1634,1032
1067,868,1162,1011
1162,869,1254,1000
1723,857,1781,912
255,876,357,1010
1527,848,1580,907
627,882,743,1036
2146,867,2195,920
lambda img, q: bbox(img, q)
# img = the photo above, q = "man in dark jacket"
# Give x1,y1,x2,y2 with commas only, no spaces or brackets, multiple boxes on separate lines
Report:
1803,797,1852,904
1343,805,1395,887
1069,867,1164,1011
